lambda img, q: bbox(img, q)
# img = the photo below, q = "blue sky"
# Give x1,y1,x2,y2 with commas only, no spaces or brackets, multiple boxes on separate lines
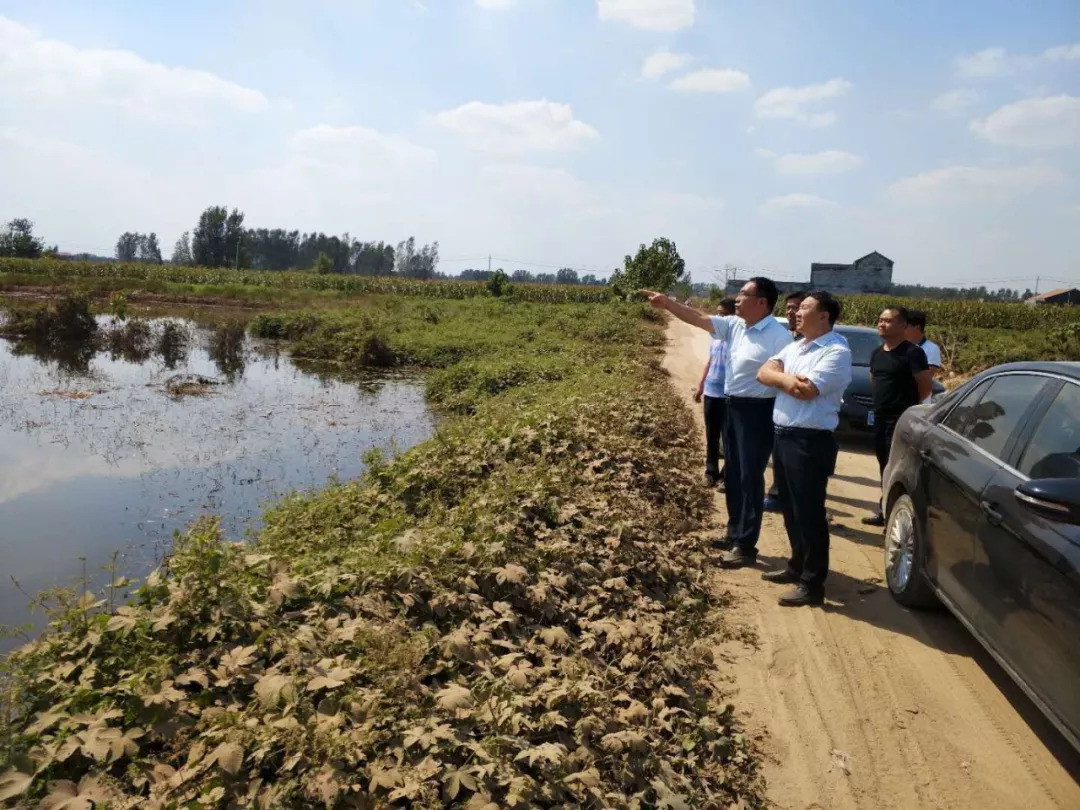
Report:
1,0,1077,290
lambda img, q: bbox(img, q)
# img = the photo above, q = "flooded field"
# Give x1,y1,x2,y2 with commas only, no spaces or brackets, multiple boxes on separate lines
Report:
0,313,433,650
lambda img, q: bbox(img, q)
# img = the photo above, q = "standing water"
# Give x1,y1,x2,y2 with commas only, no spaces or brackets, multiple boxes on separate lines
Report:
0,313,433,651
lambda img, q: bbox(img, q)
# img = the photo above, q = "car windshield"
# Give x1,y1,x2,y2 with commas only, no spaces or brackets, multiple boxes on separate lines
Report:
838,329,883,366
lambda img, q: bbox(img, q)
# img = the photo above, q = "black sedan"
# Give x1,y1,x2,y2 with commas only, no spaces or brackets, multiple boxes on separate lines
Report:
834,324,946,432
881,362,1080,750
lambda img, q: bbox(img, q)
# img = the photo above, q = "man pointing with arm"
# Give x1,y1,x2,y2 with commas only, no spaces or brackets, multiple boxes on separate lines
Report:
643,278,792,568
757,291,852,606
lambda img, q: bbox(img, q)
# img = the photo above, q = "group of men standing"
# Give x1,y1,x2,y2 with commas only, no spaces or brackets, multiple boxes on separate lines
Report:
645,280,939,607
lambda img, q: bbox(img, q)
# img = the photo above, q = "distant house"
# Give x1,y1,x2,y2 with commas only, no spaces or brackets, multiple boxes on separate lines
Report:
810,251,893,294
1025,288,1080,307
724,250,895,298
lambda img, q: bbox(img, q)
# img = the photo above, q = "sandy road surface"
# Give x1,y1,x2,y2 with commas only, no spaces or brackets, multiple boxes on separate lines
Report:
662,317,1080,810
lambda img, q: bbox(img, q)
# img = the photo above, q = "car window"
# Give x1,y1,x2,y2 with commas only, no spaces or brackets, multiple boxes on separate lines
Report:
961,375,1044,462
839,330,882,366
942,378,992,435
1018,382,1080,479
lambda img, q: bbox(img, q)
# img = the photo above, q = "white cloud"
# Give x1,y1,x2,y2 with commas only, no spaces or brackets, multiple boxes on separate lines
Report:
955,42,1080,78
955,47,1023,79
642,50,691,79
755,148,863,175
289,125,436,167
0,16,270,123
1044,43,1080,61
669,68,750,94
889,163,1062,204
475,0,517,9
434,99,599,153
758,193,839,215
970,96,1080,148
932,88,979,112
754,78,852,125
596,0,695,32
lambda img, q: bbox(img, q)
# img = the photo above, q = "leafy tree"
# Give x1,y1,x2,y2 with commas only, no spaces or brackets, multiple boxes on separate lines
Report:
669,272,694,302
192,206,229,267
313,252,334,274
556,267,580,285
171,231,193,266
395,237,439,278
116,232,140,262
192,206,247,268
580,274,599,285
0,218,48,258
352,240,395,276
486,269,510,297
139,233,163,264
117,232,164,263
511,269,534,283
620,237,686,292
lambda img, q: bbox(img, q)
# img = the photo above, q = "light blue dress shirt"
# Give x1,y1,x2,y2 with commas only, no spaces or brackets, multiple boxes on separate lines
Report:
708,315,793,399
769,330,853,431
703,339,727,399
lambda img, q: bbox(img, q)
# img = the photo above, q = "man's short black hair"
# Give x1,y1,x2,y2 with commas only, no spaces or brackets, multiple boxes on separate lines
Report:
907,310,927,330
747,276,779,310
884,305,911,324
719,297,737,313
806,290,842,326
785,290,808,303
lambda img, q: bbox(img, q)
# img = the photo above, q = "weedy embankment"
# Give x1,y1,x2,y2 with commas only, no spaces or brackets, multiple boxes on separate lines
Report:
1,298,764,808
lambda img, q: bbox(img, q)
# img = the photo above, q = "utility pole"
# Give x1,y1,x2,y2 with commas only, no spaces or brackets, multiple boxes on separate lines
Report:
234,235,242,271
487,254,491,274
1035,275,1040,295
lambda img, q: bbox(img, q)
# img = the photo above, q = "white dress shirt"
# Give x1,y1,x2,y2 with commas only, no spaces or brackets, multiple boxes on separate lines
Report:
709,314,793,399
769,330,853,431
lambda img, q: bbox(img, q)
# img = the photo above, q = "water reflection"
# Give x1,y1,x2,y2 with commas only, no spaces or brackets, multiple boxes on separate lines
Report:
0,316,433,651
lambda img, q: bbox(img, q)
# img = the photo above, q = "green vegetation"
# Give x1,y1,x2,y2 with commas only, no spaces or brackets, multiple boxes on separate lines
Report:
0,259,612,304
0,297,763,809
836,293,1080,330
609,238,686,297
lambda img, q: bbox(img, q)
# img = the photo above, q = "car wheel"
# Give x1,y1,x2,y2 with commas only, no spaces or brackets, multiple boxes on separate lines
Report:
884,493,938,608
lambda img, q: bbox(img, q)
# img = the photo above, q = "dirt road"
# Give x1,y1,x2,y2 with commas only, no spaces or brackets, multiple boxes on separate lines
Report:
662,317,1080,810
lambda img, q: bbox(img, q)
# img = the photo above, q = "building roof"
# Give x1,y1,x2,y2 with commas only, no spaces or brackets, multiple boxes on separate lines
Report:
1030,287,1079,301
853,251,893,265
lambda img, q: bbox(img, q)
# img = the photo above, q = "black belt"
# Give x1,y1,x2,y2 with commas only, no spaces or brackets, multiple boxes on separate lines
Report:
774,425,832,437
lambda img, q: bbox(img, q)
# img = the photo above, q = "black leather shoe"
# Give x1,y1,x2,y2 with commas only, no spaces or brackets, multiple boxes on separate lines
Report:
710,535,734,551
861,513,885,527
762,569,799,584
718,547,757,569
778,585,824,607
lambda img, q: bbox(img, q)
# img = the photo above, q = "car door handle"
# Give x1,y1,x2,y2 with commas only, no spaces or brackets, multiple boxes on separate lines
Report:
981,500,1003,525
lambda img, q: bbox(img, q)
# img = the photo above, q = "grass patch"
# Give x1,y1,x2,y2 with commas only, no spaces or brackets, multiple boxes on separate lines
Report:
0,297,763,808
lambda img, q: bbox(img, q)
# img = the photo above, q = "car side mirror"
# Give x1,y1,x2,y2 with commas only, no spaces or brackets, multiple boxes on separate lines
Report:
1015,478,1080,526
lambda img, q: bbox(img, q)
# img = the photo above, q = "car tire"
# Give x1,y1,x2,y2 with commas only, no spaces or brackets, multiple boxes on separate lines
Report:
884,493,938,608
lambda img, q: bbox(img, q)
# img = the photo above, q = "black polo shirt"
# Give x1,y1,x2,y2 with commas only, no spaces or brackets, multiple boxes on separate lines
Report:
870,341,929,419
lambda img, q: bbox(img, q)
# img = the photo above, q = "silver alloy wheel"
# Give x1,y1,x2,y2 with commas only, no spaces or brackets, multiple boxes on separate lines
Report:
885,500,915,592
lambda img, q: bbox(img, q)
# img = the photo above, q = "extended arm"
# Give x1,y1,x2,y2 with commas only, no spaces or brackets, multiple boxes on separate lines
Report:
640,291,716,334
915,369,933,404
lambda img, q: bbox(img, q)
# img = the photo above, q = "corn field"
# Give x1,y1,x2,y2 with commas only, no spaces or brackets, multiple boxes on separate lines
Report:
834,293,1080,330
0,258,613,304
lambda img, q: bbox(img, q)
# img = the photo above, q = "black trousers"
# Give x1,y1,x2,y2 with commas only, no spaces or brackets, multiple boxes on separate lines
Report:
703,395,727,481
724,397,776,554
774,428,839,592
873,417,899,514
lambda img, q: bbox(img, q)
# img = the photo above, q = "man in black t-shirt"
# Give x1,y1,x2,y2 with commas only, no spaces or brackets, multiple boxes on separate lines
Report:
863,306,933,527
